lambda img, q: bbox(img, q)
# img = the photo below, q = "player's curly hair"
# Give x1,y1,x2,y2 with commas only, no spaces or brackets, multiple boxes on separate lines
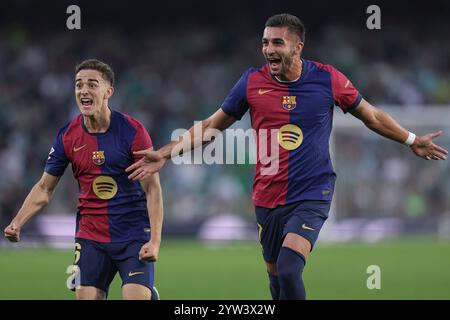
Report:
75,59,115,86
265,13,306,43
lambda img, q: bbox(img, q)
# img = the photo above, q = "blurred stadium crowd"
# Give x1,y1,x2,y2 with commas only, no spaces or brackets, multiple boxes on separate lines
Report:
0,1,449,238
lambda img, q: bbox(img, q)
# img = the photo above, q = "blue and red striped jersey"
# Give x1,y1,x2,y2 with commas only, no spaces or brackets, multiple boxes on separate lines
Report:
45,110,153,242
221,59,362,208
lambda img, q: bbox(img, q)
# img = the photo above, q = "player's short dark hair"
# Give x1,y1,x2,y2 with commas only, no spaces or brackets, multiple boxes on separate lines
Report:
75,59,115,86
265,13,306,42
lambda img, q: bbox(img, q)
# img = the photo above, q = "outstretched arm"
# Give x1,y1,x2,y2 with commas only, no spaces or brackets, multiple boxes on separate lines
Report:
3,172,61,242
138,172,163,262
349,98,448,160
126,108,237,180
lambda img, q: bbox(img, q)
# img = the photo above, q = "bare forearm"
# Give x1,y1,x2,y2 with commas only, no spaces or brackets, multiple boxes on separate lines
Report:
125,109,236,180
158,109,236,160
363,109,409,144
160,119,212,160
351,100,448,161
146,188,163,244
13,182,53,227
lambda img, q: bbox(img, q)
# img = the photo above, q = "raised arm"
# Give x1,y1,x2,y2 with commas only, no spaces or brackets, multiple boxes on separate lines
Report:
138,172,163,262
349,98,448,160
3,172,61,242
126,108,237,180
161,108,237,159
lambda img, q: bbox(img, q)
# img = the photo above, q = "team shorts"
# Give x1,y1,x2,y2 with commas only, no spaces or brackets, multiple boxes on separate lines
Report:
255,200,331,263
71,238,156,296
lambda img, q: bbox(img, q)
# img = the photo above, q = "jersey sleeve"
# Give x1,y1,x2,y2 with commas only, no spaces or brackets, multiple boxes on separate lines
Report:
44,127,70,177
220,68,252,120
324,65,362,113
131,121,153,162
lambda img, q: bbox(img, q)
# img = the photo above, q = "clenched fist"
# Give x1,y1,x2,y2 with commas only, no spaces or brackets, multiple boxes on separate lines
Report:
4,222,21,242
139,241,160,262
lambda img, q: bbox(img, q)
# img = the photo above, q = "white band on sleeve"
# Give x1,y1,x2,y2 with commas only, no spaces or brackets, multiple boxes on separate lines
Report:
404,132,416,146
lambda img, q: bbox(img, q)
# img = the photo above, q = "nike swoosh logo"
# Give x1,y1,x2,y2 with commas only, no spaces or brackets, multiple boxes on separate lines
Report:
258,89,275,95
128,271,144,277
73,145,87,152
344,80,350,88
302,223,315,231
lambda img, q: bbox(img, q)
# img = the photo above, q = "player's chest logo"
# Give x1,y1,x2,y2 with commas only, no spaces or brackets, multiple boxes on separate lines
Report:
282,96,297,111
92,151,106,165
278,124,303,150
93,176,118,199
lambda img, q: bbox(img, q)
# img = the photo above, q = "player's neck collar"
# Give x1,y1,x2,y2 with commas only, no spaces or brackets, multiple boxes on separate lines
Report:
275,75,300,83
273,58,304,84
82,107,114,136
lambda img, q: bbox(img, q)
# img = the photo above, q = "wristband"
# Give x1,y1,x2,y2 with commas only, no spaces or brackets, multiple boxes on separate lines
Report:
404,132,416,146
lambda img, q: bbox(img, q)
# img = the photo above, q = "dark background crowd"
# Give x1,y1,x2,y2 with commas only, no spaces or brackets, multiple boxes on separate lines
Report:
0,0,449,239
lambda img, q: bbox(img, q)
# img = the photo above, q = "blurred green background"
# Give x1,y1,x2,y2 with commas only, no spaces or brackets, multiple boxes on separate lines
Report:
1,0,450,302
1,238,449,300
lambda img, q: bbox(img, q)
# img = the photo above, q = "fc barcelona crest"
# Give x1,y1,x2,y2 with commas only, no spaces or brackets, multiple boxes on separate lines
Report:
92,151,105,165
282,96,297,111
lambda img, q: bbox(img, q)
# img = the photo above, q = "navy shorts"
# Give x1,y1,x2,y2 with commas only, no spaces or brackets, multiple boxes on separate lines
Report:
255,200,331,263
71,238,156,295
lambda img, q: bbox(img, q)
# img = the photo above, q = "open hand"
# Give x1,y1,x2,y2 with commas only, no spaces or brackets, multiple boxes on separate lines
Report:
410,131,448,160
126,149,167,181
